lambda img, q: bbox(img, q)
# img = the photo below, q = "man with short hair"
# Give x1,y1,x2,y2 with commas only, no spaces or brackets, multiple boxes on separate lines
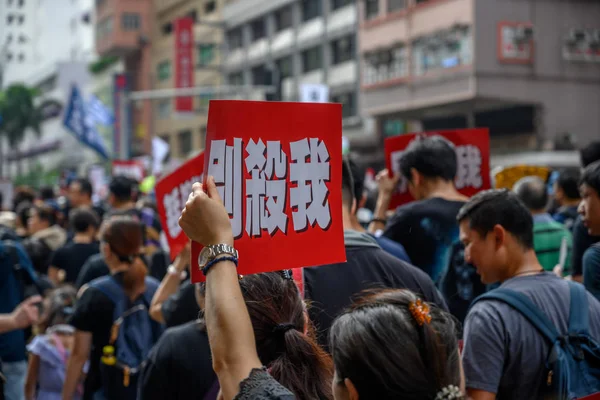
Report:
304,159,447,349
552,169,581,231
579,161,600,300
513,176,572,272
458,189,600,400
68,178,93,209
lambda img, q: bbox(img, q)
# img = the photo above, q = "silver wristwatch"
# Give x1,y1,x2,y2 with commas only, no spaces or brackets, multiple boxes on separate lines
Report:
197,244,238,268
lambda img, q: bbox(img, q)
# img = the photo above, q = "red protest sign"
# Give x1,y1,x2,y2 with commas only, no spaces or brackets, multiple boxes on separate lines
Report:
384,128,491,209
580,393,600,399
155,152,204,260
174,17,194,112
112,160,145,182
190,100,346,282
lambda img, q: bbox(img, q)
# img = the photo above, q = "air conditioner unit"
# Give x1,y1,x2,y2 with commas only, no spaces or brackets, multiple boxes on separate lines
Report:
566,28,587,44
514,25,534,42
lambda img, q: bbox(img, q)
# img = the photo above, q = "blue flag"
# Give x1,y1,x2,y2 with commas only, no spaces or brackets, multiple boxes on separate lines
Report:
63,85,110,159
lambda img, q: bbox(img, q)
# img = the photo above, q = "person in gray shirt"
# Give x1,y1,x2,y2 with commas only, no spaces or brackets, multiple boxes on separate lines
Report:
457,189,600,400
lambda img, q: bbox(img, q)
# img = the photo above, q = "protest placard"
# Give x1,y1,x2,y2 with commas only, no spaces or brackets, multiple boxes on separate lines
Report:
155,152,204,260
112,160,145,182
385,128,491,209
190,100,346,282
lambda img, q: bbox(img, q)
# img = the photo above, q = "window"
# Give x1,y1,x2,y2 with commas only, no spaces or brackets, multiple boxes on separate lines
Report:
331,92,356,118
157,100,171,119
204,1,216,14
227,28,243,50
276,56,293,79
274,6,292,32
331,35,354,65
197,44,215,66
302,0,321,22
178,130,192,156
362,45,408,85
364,0,379,20
302,46,322,72
18,0,24,6
18,53,24,62
157,60,171,81
228,71,244,85
6,52,12,61
162,22,173,35
7,14,14,24
412,27,472,76
250,18,265,41
122,13,140,30
18,34,26,43
199,93,212,108
6,34,13,43
332,0,352,10
388,0,407,12
17,15,24,24
7,0,13,6
186,9,198,22
251,66,265,85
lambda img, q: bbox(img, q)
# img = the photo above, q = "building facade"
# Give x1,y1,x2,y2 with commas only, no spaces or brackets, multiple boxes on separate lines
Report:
359,0,600,154
151,0,225,160
223,0,367,138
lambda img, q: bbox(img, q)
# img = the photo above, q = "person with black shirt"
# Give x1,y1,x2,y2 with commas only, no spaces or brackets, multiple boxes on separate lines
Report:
63,217,161,400
48,209,100,285
68,178,105,221
304,158,447,349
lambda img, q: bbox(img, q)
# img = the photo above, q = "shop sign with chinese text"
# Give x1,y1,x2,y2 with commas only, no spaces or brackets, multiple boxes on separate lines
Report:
155,152,204,260
191,100,346,282
385,128,491,209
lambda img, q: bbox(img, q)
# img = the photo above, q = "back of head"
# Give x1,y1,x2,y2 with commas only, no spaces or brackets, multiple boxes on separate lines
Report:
348,157,366,210
39,186,55,201
73,178,93,198
329,289,461,400
580,141,600,168
513,176,548,212
457,189,534,250
109,176,134,204
239,272,333,400
13,187,36,212
40,286,77,332
34,204,58,227
341,157,356,210
69,208,100,234
100,216,147,298
556,169,581,200
581,161,600,196
400,135,457,182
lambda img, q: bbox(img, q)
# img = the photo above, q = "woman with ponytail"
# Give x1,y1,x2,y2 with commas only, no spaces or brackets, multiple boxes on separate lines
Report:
63,216,162,400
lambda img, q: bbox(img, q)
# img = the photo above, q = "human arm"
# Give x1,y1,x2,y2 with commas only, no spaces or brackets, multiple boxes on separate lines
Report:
149,244,190,324
467,389,496,400
62,330,92,400
0,295,42,334
24,353,40,400
367,169,399,234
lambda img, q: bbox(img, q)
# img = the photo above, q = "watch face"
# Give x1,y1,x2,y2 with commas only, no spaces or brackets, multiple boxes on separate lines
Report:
198,247,212,267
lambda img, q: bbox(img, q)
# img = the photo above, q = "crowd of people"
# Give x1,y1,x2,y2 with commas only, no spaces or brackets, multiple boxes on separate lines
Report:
0,137,599,400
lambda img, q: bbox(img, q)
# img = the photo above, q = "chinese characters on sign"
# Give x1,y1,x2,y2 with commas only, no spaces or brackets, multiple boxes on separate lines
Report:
174,17,194,112
191,100,346,283
385,128,491,209
155,152,204,260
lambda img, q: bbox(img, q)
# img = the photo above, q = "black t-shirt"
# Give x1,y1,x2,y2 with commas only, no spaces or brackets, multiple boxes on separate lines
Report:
50,242,100,284
75,253,109,289
571,216,600,277
383,197,466,282
161,280,201,328
69,284,115,399
304,236,448,350
139,321,217,400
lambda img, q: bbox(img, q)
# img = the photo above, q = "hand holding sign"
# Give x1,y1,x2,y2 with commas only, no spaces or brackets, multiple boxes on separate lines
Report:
180,179,234,248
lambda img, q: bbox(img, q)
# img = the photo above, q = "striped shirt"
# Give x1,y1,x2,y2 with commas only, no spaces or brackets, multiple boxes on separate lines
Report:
533,213,573,272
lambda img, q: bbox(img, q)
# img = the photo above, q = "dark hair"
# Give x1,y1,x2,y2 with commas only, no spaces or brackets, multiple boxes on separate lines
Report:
348,157,366,210
556,169,581,200
581,161,600,196
109,176,134,203
32,204,57,226
39,286,77,333
13,187,35,211
341,157,355,210
39,186,55,201
100,216,147,298
239,272,333,400
72,178,93,197
580,141,600,168
330,289,462,400
513,176,548,211
457,189,534,249
16,201,33,228
69,208,100,233
399,135,457,182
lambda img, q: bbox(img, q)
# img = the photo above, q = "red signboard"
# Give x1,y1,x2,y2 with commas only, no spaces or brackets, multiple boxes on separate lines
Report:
155,152,204,260
190,100,346,282
580,393,600,399
112,160,145,182
174,17,194,112
384,128,491,209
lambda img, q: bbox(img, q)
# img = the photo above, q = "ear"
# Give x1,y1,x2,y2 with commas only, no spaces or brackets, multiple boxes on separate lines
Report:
409,168,420,186
492,224,506,250
344,378,360,400
359,194,367,209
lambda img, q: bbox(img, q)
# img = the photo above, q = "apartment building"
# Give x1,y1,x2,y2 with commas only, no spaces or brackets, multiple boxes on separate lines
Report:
359,0,600,153
223,0,366,138
152,0,225,160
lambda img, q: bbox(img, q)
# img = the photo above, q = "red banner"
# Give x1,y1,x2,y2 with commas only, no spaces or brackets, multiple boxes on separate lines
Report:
155,152,204,260
384,128,491,209
112,160,145,182
174,17,194,112
191,100,346,282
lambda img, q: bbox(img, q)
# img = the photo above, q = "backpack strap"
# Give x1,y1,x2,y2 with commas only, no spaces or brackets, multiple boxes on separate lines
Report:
88,276,127,318
473,289,561,344
567,281,590,335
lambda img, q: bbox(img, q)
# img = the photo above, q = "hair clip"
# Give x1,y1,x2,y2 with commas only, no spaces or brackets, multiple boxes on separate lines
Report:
280,269,294,281
408,299,432,326
435,385,462,400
